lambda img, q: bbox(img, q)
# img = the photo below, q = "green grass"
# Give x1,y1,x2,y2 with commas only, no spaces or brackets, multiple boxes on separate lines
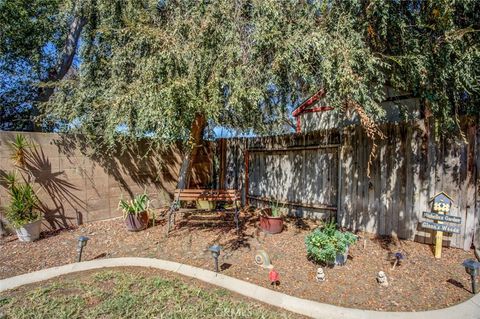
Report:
0,269,294,319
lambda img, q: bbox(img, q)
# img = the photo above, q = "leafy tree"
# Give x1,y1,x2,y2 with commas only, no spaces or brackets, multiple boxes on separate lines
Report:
1,1,479,161
0,0,85,130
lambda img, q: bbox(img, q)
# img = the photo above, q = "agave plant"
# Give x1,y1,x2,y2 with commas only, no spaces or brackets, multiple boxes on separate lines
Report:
9,134,31,168
118,193,150,219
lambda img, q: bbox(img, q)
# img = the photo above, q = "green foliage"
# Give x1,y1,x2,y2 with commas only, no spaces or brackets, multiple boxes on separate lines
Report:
3,174,40,229
305,220,357,264
3,171,18,188
0,0,66,66
9,134,31,167
1,0,479,145
0,0,74,131
118,193,150,218
270,200,285,218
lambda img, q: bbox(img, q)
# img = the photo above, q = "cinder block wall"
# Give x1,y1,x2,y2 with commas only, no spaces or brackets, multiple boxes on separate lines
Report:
0,132,212,231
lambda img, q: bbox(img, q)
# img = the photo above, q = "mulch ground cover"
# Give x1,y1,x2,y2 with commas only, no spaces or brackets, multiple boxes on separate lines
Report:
0,210,477,312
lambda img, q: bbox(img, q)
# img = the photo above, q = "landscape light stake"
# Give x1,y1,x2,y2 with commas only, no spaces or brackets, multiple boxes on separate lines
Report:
77,236,89,262
391,252,404,270
462,259,480,294
208,244,222,273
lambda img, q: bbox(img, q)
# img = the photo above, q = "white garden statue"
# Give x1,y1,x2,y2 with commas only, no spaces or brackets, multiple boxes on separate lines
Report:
376,271,389,287
316,267,326,282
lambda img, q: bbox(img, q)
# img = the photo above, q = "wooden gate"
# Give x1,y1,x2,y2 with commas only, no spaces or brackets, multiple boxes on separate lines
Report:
219,132,341,219
245,145,339,218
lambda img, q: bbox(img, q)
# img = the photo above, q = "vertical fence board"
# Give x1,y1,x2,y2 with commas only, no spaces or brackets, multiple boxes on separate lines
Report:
475,125,480,253
411,123,425,243
463,126,476,250
404,125,414,240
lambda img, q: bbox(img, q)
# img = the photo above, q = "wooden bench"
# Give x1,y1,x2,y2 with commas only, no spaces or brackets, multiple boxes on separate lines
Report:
166,189,241,235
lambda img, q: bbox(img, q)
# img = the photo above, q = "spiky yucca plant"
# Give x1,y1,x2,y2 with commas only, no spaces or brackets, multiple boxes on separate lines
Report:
9,134,31,168
4,173,40,228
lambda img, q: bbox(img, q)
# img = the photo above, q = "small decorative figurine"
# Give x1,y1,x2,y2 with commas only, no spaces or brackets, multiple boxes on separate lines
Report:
376,271,389,287
269,269,280,288
255,250,273,269
316,267,326,282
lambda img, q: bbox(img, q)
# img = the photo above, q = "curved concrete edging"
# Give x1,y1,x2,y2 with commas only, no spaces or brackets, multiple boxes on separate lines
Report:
0,257,479,319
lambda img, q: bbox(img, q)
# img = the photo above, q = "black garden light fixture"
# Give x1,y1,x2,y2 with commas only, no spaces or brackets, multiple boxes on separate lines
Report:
208,244,222,273
462,259,480,294
77,236,89,262
391,252,405,270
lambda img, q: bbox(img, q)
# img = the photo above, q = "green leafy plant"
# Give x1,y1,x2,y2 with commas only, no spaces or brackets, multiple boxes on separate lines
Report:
3,171,17,188
118,193,150,219
4,173,40,228
270,200,285,217
305,220,357,264
9,134,31,167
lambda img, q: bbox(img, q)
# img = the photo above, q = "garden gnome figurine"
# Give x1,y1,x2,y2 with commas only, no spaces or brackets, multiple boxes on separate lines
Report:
269,269,280,287
376,271,389,287
316,267,326,282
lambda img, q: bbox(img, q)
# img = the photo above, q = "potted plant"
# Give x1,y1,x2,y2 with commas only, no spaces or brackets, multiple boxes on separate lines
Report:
305,221,357,266
259,200,285,234
3,173,42,242
118,193,150,231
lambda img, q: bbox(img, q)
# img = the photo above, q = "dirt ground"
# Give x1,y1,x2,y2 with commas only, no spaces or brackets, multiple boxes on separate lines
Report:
0,210,477,312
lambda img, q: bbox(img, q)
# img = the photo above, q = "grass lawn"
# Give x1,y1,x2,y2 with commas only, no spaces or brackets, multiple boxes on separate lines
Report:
0,268,295,319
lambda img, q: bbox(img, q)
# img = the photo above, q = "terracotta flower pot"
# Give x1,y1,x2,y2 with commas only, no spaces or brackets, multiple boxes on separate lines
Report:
259,208,283,234
124,211,149,231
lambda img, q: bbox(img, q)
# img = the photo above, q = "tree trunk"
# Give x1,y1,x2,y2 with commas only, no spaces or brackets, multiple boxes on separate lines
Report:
176,114,207,191
34,4,86,130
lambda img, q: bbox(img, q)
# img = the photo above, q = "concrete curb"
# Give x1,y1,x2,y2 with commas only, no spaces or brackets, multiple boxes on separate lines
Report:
0,257,479,319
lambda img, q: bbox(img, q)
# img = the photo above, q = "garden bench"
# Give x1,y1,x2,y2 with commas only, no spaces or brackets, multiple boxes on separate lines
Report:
166,189,241,236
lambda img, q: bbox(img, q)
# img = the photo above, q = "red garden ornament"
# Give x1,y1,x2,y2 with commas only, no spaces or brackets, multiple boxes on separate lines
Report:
269,269,280,287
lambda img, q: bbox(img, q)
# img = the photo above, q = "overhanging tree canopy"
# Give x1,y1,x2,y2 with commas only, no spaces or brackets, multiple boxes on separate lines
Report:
1,0,479,150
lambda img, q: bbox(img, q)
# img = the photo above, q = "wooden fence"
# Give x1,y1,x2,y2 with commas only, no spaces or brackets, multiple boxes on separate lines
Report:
219,119,479,250
218,131,341,220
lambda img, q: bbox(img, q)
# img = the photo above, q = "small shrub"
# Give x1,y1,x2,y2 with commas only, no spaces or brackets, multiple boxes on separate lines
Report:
4,174,40,228
118,193,150,219
305,221,357,264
